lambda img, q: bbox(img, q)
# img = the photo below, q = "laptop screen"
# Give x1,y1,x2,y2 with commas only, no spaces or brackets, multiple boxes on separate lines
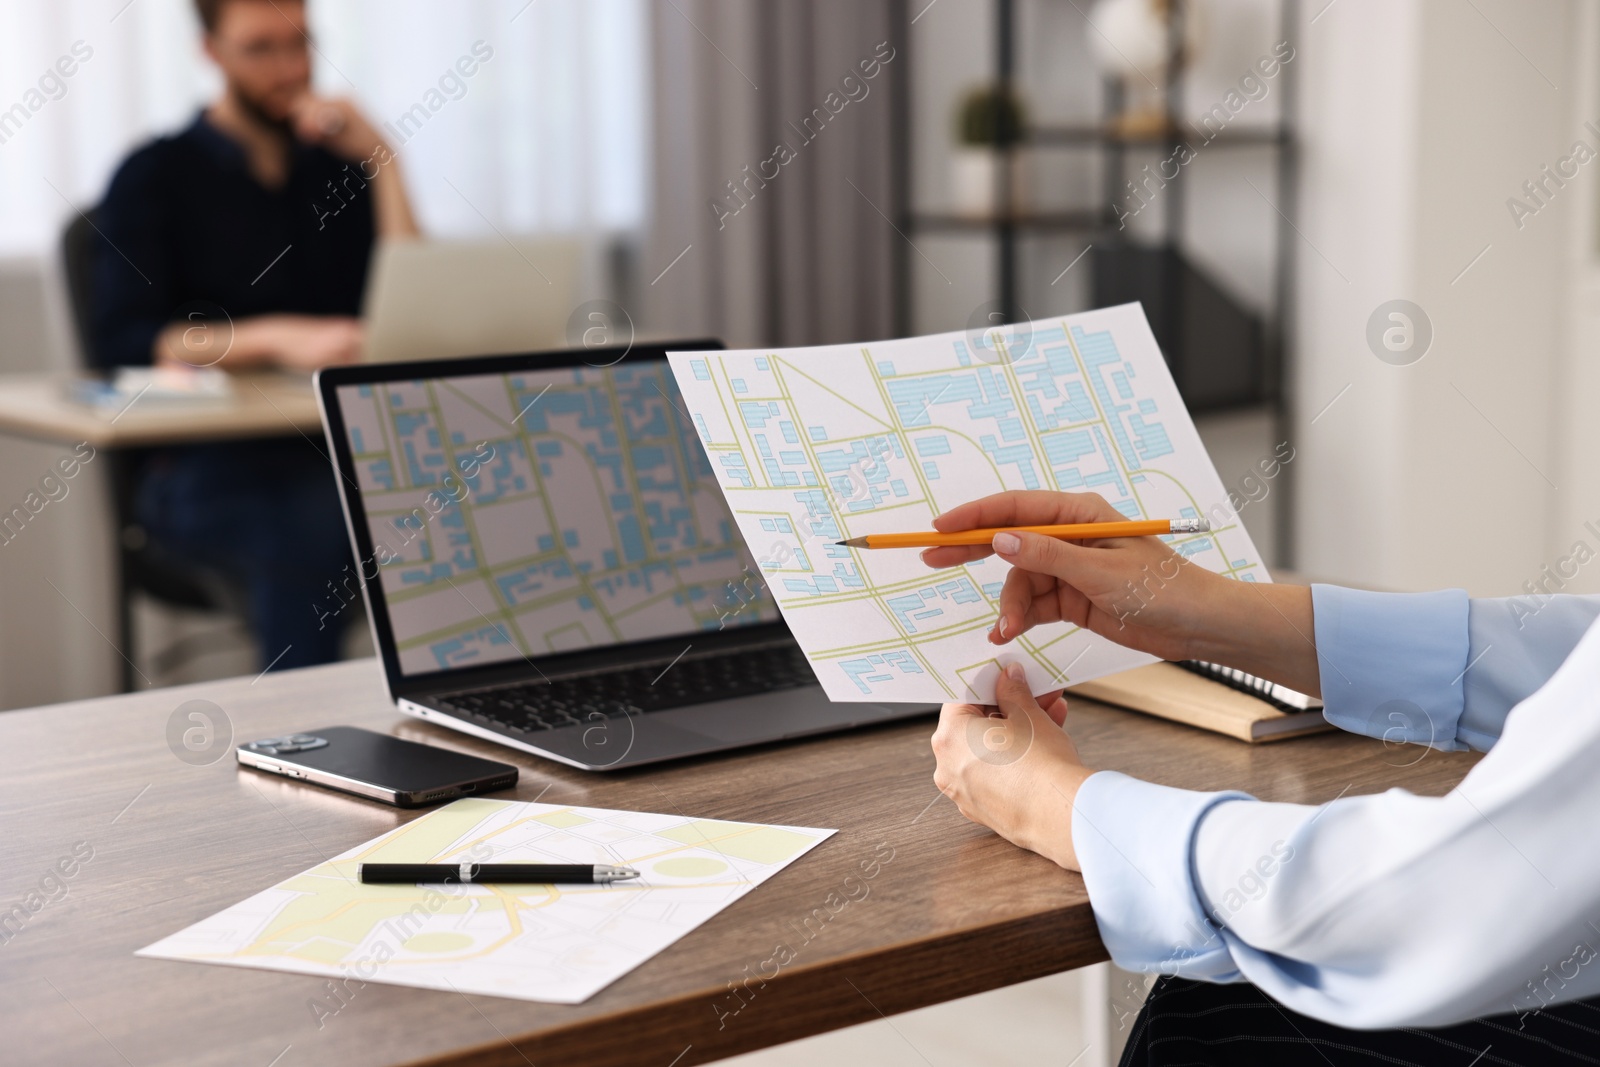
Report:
331,360,780,676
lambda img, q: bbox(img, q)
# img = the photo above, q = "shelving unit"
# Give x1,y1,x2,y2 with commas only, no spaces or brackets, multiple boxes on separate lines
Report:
890,0,1298,416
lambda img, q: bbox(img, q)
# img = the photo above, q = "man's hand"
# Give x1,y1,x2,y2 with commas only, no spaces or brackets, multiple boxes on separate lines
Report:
922,489,1226,663
289,95,388,163
165,314,363,372
288,93,419,239
931,662,1094,871
263,315,363,371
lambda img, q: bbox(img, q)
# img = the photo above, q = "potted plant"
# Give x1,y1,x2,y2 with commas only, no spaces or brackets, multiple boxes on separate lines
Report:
952,85,1028,217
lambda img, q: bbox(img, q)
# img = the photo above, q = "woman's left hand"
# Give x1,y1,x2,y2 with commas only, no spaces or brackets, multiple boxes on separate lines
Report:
931,662,1096,871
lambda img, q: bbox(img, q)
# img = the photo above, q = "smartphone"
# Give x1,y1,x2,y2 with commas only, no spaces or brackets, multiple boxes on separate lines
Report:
236,726,519,808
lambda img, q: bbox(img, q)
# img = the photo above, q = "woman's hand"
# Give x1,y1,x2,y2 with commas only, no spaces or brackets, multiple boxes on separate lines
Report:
922,489,1227,663
922,489,1323,697
931,663,1093,871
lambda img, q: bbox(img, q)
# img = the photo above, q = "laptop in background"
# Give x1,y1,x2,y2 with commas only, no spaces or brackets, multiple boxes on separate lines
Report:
362,239,580,362
316,342,934,770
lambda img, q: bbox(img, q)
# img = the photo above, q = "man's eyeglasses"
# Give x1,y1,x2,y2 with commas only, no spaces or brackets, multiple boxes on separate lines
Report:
220,36,312,63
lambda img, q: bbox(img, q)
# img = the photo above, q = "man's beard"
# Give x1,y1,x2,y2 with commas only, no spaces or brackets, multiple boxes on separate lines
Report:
231,84,296,138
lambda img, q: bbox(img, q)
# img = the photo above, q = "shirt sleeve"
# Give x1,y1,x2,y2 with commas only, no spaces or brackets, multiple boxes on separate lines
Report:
90,143,175,369
1310,583,1470,751
1072,771,1249,981
1075,608,1600,1029
1312,583,1600,752
1456,593,1600,749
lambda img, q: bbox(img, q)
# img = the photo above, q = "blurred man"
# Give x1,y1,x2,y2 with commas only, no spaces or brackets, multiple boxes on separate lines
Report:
92,0,418,671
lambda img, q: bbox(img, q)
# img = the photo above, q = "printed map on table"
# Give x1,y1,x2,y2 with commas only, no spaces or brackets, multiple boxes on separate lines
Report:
667,303,1270,704
138,798,833,1004
335,364,775,676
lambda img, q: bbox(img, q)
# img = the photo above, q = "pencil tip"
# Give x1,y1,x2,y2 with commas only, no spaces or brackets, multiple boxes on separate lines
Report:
838,536,869,548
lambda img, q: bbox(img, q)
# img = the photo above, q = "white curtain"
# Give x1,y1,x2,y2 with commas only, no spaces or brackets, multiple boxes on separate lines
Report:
0,0,647,256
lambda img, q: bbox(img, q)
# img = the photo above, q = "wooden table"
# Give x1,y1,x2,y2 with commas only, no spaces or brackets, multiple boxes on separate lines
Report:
0,371,320,448
1,658,1481,1067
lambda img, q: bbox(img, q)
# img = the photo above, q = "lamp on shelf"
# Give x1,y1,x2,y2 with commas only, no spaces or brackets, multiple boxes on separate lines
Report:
1086,0,1202,138
951,84,1029,217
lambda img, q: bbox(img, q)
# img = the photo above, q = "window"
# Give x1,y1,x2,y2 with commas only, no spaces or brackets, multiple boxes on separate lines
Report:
0,0,647,255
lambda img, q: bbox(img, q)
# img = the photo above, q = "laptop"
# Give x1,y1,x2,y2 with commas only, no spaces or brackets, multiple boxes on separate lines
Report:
316,342,936,770
362,238,581,362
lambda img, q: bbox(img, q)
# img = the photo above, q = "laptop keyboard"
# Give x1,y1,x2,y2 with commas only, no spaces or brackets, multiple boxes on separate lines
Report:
435,643,817,733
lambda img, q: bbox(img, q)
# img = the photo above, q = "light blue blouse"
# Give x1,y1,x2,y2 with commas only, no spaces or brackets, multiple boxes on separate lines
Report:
1072,584,1600,1028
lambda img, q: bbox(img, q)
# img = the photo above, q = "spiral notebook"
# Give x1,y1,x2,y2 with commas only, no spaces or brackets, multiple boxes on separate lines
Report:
1175,660,1323,713
1067,660,1328,743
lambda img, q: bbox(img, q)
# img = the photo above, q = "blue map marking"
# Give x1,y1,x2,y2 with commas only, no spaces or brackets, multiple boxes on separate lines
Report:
428,623,513,670
468,439,528,505
839,650,925,694
368,457,396,490
1072,325,1174,468
885,577,983,633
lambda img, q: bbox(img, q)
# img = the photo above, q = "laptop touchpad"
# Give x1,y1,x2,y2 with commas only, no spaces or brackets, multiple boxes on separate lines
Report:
664,687,881,743
535,715,719,766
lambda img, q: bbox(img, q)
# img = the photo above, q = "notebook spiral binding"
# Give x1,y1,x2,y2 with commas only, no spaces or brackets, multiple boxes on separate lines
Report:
1176,660,1322,713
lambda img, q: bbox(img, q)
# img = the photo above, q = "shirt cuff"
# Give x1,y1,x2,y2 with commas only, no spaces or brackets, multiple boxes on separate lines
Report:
1073,769,1252,980
1310,584,1470,751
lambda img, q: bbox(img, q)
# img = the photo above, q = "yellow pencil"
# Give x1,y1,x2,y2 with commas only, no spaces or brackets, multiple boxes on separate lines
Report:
835,518,1209,549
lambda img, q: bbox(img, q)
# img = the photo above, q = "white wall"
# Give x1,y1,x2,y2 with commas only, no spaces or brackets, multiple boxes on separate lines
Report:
1292,0,1580,595
1556,1,1600,594
0,256,120,707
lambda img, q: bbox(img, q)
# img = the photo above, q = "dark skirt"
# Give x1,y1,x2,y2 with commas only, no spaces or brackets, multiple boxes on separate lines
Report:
1120,975,1600,1066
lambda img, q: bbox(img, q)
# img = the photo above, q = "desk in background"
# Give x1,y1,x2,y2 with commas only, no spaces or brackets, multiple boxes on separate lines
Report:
2,658,1480,1067
0,371,320,449
0,371,323,692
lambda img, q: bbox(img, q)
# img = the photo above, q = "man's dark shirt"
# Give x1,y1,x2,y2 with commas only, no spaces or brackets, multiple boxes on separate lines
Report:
92,110,375,368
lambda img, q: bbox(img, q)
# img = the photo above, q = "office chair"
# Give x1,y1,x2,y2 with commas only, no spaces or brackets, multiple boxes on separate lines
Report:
61,209,251,690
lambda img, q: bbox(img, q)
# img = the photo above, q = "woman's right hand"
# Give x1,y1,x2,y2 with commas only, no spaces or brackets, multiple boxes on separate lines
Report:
920,489,1230,663
922,489,1322,696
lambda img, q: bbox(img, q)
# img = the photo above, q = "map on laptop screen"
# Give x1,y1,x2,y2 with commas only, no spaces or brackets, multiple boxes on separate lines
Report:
333,363,778,676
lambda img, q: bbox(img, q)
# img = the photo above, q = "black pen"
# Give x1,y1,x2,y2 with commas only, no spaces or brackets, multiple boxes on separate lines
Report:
359,862,640,885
